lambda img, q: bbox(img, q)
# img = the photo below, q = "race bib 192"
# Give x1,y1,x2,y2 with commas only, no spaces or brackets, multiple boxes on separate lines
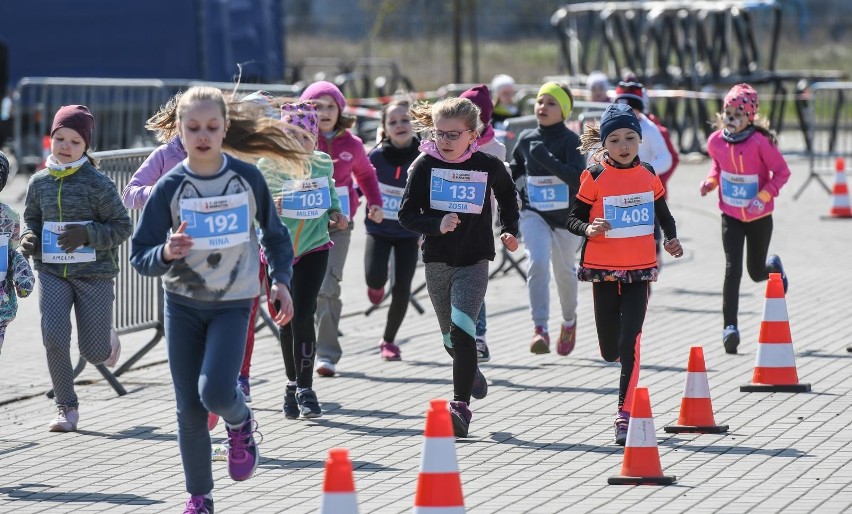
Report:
281,177,332,219
720,171,759,208
527,175,569,211
603,191,655,239
41,221,95,263
179,192,251,250
379,182,405,221
429,168,488,214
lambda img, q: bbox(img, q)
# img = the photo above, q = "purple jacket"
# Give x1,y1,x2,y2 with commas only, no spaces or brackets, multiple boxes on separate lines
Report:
705,130,791,222
122,138,187,209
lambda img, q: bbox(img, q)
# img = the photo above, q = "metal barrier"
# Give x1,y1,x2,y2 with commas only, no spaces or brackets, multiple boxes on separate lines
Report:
795,82,852,199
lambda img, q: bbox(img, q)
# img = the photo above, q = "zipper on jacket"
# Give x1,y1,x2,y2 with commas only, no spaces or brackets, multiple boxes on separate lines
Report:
395,165,401,180
58,177,68,278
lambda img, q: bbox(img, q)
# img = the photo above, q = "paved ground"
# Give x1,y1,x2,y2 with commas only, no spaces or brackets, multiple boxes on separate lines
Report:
0,149,850,513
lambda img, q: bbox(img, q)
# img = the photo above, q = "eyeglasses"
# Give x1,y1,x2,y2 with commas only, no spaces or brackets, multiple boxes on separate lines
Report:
431,129,473,141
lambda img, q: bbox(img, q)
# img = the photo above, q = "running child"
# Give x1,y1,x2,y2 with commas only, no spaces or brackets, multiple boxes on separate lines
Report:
258,101,347,419
0,150,35,355
510,82,585,356
21,105,131,432
299,81,384,377
699,83,790,354
364,100,421,361
130,86,303,513
566,103,683,445
490,74,520,125
398,97,520,438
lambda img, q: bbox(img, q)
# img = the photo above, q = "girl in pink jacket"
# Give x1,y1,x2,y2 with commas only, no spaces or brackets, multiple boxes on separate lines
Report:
699,83,790,354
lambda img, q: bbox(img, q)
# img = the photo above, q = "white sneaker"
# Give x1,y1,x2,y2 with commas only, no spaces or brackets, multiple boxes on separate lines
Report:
48,406,79,432
315,359,336,377
103,329,121,368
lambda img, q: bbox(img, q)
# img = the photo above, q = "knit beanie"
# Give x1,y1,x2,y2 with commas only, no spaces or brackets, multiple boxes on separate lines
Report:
615,81,646,112
587,71,610,90
300,81,347,113
0,150,8,192
724,83,759,122
51,105,95,149
281,102,319,138
490,74,515,98
600,103,642,142
460,85,493,125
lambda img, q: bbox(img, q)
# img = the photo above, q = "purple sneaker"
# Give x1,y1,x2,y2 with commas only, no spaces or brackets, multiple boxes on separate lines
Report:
237,376,252,403
183,495,214,513
226,409,260,481
614,410,630,446
448,401,472,438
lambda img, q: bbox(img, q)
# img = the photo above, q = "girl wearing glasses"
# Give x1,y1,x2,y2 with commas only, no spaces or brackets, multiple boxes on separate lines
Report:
398,97,520,438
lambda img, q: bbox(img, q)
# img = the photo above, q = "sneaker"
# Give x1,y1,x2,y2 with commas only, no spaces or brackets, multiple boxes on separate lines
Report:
448,401,472,438
103,329,121,368
556,323,577,356
723,325,740,354
211,442,229,462
475,335,491,363
614,410,630,446
379,340,402,361
471,367,488,400
237,376,252,403
530,326,550,354
283,385,299,420
316,359,336,377
183,495,214,513
766,254,788,292
367,286,385,305
208,412,220,431
48,406,79,432
297,388,322,418
225,409,260,481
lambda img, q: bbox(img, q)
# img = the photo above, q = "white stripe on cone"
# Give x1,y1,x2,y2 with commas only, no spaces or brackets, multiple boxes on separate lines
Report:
420,437,459,473
683,372,711,398
834,196,851,208
755,343,797,368
762,298,789,322
413,507,466,513
320,492,358,513
625,417,657,448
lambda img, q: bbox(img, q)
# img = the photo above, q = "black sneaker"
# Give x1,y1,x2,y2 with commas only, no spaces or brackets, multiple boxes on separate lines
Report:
448,401,472,438
614,410,630,446
471,367,488,400
296,388,322,419
765,254,788,293
475,336,491,363
723,325,740,354
283,385,298,419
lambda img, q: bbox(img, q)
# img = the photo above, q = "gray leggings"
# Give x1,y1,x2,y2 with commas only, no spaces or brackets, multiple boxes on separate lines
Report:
424,261,488,403
39,272,115,408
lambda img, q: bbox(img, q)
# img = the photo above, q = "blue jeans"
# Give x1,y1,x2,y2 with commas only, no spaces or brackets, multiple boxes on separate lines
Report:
165,296,251,495
476,302,487,337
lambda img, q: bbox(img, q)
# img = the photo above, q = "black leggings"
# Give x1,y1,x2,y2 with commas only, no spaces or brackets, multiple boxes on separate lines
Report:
721,214,773,327
280,249,329,389
592,281,649,412
364,234,420,342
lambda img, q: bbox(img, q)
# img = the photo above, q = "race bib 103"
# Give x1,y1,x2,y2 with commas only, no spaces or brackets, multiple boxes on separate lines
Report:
603,191,655,239
179,192,251,250
281,177,332,219
429,168,488,214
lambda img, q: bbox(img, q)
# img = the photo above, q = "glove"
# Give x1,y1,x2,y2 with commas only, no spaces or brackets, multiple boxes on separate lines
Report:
699,179,717,196
57,224,89,253
746,198,765,216
20,233,39,257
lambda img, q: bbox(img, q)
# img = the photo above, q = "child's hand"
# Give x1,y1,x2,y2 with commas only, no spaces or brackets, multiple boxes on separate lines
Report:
163,221,193,261
500,233,519,252
699,180,717,196
20,233,38,257
585,218,611,238
664,238,684,258
368,205,384,223
57,224,89,253
328,211,349,231
270,282,294,326
746,198,765,216
440,213,461,234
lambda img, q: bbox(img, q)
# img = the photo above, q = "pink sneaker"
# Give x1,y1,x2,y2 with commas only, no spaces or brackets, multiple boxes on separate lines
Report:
48,406,79,432
379,340,401,361
226,410,260,481
367,287,385,305
529,326,550,354
556,323,577,356
103,329,121,368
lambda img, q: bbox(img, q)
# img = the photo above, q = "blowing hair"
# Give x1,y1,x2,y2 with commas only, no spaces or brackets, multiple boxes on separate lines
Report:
578,122,605,162
146,92,183,144
409,97,483,135
713,113,778,146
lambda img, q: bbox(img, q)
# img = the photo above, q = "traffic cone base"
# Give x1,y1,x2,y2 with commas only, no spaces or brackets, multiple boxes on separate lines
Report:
608,475,677,485
664,423,729,434
740,382,811,392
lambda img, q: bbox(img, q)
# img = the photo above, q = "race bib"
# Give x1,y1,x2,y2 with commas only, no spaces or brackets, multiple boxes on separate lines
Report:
429,168,488,214
603,191,655,239
379,182,405,221
335,186,351,220
0,234,8,281
721,171,759,208
527,175,569,211
281,177,332,219
41,221,95,263
179,192,251,250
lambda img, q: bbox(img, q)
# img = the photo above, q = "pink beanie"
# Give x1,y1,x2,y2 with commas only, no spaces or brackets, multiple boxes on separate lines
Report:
281,102,319,138
724,83,759,122
300,81,347,113
460,85,493,125
51,105,95,148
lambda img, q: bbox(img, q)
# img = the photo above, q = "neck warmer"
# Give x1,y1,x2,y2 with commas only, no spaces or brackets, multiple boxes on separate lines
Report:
47,154,88,178
722,125,756,144
418,138,478,164
603,153,641,169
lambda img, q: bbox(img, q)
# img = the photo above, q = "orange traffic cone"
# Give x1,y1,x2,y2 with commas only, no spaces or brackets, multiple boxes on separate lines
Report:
608,387,676,485
664,346,729,434
319,448,358,514
740,273,811,392
824,157,852,219
413,399,465,513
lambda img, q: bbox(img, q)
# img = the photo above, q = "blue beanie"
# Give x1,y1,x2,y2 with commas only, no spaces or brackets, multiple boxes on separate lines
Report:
599,103,642,142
